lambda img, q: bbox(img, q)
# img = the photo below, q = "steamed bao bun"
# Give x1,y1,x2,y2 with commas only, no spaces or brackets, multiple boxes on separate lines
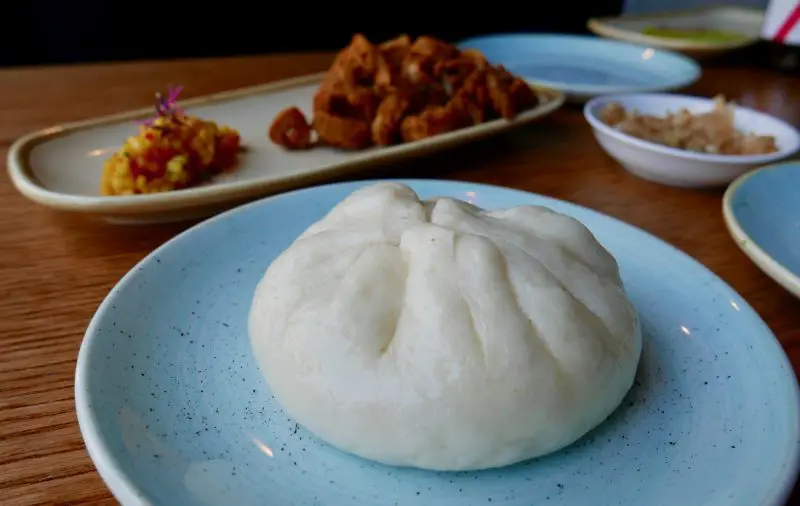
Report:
249,182,641,471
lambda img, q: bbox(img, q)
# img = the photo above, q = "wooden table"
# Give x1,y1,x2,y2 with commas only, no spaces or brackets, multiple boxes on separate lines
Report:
1,53,799,505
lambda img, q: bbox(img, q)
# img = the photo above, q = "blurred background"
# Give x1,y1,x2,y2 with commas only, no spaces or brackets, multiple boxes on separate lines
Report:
1,0,771,67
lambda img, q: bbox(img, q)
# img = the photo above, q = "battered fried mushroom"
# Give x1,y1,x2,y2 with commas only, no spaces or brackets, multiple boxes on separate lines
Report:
269,107,313,150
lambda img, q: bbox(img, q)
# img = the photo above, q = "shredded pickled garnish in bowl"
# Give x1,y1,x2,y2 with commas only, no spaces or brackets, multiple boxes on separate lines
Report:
600,95,779,156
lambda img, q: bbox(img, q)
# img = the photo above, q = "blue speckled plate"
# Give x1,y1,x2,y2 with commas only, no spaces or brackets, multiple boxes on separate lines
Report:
458,34,701,102
724,161,800,299
76,179,800,506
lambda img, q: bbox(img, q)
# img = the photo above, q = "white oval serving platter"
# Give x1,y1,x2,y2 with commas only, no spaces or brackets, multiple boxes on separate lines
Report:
7,74,564,224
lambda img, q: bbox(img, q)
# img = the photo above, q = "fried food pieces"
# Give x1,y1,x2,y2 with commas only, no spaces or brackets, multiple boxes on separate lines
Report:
268,34,540,151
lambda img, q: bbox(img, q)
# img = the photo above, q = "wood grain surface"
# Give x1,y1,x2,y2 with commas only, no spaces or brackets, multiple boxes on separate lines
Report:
1,52,799,505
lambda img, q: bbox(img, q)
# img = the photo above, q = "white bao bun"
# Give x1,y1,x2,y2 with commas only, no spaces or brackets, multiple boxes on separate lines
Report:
249,182,641,471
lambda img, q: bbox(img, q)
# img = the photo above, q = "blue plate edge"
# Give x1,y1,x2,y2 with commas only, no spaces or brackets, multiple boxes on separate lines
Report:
456,33,702,95
723,161,800,299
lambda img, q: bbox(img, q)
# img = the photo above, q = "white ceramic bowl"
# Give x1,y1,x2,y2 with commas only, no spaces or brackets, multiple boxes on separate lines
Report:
583,94,800,188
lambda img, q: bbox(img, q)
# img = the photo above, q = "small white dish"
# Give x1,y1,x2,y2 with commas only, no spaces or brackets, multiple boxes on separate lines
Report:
584,93,800,188
588,6,764,60
6,73,564,224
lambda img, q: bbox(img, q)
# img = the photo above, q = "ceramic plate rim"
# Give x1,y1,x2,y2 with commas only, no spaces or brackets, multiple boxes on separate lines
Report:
6,77,564,217
584,93,800,164
75,179,800,506
587,6,763,51
723,162,800,298
457,34,701,95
